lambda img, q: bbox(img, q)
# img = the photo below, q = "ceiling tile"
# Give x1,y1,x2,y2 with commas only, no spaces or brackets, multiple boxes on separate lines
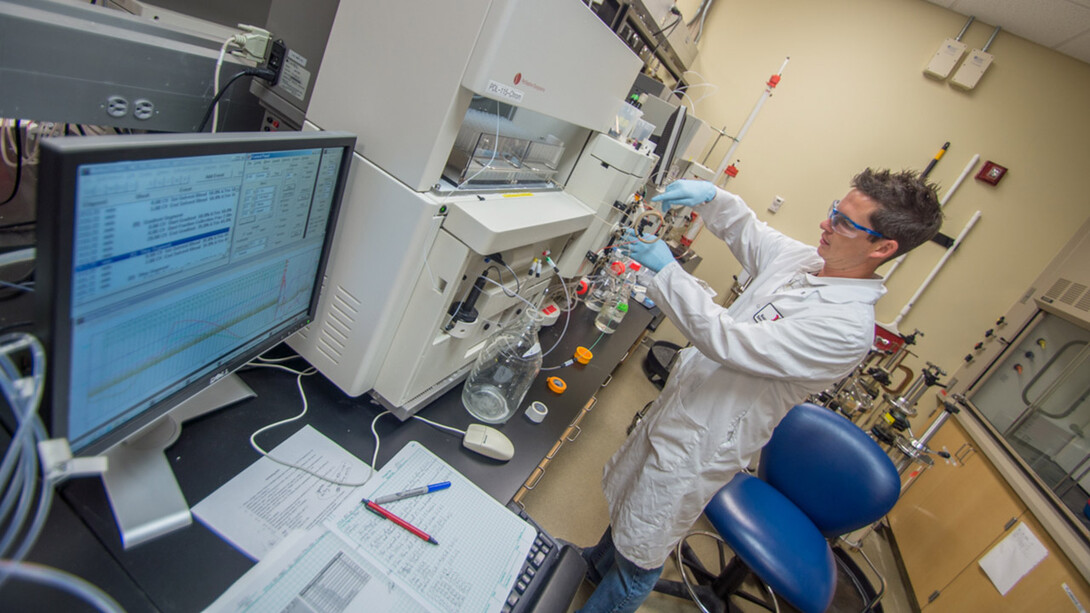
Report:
945,0,1090,47
1056,29,1090,63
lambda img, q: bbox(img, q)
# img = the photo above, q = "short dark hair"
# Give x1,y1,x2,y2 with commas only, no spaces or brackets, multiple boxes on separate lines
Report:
852,168,943,260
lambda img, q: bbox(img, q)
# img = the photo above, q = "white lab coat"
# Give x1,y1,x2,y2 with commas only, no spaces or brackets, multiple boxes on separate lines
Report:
602,189,886,569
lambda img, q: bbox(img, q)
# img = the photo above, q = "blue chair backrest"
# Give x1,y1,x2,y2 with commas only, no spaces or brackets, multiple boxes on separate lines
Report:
757,403,900,538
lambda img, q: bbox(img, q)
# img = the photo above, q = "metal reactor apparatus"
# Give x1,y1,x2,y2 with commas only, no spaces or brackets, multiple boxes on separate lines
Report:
287,0,656,419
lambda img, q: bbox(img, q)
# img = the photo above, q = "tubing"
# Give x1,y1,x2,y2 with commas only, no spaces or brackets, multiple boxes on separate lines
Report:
0,561,125,613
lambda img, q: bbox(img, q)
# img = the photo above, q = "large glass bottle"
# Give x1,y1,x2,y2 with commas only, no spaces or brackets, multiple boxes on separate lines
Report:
462,310,544,424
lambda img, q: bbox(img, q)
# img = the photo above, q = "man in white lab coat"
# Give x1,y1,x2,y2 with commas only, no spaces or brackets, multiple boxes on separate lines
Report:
575,170,942,613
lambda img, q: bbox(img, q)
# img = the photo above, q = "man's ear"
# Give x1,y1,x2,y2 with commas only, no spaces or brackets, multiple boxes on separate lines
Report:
870,239,898,261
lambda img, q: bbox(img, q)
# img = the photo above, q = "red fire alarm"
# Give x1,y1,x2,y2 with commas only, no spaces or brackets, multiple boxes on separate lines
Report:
976,161,1007,185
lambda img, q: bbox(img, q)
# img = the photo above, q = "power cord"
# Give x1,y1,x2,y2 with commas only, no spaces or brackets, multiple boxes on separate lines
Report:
208,27,274,133
198,67,279,133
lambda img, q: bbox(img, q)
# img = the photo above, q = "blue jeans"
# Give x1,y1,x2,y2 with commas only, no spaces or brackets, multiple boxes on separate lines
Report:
577,527,664,613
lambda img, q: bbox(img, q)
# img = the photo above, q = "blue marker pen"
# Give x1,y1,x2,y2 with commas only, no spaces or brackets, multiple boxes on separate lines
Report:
371,481,451,505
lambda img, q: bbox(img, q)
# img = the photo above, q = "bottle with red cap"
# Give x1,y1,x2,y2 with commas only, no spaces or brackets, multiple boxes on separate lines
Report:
584,259,627,312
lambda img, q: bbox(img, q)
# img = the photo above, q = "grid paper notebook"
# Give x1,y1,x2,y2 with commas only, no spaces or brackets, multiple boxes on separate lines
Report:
330,441,537,613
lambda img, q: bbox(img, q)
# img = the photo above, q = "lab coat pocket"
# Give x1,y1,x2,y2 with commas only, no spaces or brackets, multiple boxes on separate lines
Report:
706,409,753,482
644,405,707,473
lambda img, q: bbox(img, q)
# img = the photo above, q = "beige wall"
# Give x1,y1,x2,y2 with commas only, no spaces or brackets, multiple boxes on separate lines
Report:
670,0,1090,380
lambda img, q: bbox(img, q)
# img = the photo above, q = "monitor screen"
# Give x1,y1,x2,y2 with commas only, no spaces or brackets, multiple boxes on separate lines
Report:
650,103,687,189
37,131,355,457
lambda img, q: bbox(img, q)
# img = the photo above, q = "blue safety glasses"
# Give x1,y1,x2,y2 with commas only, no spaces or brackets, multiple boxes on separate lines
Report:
828,200,886,239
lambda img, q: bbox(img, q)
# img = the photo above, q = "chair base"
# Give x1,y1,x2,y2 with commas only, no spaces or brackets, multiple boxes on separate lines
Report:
655,534,886,613
654,537,777,613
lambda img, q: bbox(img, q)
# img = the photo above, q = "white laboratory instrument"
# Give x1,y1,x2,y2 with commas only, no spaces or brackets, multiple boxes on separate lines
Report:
287,0,649,418
555,133,657,277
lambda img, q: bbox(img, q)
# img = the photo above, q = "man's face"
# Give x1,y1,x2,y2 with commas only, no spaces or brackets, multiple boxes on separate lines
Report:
817,189,897,277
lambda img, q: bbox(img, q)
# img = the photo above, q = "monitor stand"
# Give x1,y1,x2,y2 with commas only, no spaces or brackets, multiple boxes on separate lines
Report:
100,373,256,549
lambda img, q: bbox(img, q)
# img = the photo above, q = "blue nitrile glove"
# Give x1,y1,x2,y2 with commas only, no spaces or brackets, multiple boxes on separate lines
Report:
621,229,675,272
650,179,717,211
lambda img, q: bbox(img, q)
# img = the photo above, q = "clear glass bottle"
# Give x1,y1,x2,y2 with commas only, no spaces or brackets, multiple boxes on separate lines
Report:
585,260,626,312
594,261,638,334
462,310,544,424
594,299,628,334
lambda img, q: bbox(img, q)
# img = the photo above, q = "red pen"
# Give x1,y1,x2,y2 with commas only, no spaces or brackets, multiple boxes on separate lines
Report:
363,499,439,545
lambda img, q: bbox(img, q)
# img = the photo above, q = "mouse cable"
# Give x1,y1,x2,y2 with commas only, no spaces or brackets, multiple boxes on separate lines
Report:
246,362,374,488
252,352,307,365
369,409,468,471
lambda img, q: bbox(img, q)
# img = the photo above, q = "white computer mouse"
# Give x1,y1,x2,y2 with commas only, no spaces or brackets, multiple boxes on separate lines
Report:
462,423,515,461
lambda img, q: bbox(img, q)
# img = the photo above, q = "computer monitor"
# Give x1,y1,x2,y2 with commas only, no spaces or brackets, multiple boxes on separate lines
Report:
36,131,355,547
650,103,687,189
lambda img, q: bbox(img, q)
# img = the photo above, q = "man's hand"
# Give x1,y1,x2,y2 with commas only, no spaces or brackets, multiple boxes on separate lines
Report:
650,179,717,211
621,229,674,272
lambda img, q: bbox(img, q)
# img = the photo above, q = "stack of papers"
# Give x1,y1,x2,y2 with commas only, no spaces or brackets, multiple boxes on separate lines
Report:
198,429,536,613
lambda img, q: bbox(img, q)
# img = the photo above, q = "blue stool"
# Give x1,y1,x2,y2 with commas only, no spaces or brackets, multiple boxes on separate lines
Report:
656,403,901,613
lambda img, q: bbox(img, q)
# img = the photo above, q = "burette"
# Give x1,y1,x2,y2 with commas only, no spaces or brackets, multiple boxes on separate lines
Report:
712,57,789,182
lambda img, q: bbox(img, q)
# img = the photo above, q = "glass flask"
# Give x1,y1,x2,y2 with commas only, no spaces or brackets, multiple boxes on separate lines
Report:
462,310,544,424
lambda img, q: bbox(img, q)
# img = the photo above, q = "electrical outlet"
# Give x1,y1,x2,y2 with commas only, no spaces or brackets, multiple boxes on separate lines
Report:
106,96,128,118
768,195,785,213
133,99,155,120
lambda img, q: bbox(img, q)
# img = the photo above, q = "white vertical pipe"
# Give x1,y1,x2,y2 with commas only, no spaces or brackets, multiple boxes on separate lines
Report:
882,154,980,281
714,94,768,176
713,58,789,178
940,154,980,208
889,210,982,329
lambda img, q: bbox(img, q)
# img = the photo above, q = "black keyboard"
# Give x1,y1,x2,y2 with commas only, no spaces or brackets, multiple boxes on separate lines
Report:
503,503,588,613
